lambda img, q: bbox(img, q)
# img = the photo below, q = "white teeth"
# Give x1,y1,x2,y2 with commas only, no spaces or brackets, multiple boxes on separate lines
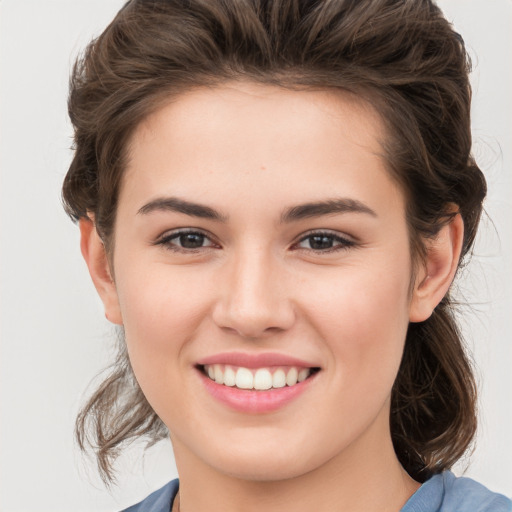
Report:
224,366,236,387
272,369,286,388
298,368,310,382
214,364,223,384
235,367,254,389
254,369,273,390
204,364,314,390
286,367,298,386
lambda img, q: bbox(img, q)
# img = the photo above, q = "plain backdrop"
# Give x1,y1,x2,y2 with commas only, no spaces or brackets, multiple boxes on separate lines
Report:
1,1,511,511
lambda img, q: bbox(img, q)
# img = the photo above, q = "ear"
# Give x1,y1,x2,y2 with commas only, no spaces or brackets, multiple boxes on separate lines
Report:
409,213,464,323
79,217,123,325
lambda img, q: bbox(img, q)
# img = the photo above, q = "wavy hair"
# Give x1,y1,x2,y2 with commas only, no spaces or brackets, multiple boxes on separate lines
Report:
63,0,485,484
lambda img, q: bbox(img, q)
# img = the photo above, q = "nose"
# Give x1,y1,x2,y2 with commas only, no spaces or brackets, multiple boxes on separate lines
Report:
211,247,295,339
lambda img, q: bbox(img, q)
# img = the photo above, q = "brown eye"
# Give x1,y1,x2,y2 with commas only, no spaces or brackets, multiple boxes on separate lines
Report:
296,232,355,252
157,230,216,252
178,233,207,248
308,235,335,250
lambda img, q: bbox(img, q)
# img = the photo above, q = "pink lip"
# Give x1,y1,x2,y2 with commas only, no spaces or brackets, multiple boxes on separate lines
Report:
196,352,317,369
199,374,317,413
195,352,320,414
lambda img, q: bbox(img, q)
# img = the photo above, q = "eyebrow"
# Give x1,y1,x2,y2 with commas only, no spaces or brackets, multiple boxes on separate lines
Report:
137,196,376,223
280,198,377,223
137,197,228,221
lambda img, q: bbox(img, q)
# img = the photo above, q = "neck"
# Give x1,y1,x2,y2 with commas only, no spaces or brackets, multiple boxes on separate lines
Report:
172,412,420,512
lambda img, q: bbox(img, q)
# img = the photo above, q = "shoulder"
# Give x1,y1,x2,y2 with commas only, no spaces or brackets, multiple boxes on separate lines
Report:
402,471,512,512
120,479,179,512
440,472,512,512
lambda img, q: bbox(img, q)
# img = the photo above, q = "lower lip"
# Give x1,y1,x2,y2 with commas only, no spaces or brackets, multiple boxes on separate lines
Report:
198,370,318,413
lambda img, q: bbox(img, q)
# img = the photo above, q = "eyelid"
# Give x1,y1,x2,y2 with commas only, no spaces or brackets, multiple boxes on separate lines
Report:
292,229,356,252
152,227,356,253
154,227,220,250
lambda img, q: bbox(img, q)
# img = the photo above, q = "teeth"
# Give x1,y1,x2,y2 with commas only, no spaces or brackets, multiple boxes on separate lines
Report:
254,369,273,390
286,367,298,386
214,365,224,384
203,365,313,390
224,366,236,387
235,367,253,389
272,369,286,388
298,368,310,382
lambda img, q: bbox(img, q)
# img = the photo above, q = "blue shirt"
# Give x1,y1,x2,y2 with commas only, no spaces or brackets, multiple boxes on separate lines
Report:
401,472,511,512
121,472,512,512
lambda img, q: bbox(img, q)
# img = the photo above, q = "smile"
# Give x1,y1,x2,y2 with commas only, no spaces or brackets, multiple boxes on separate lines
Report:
197,361,320,413
201,364,317,390
195,353,321,413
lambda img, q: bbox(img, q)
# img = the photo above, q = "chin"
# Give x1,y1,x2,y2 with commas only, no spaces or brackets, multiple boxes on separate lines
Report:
197,434,332,483
217,455,316,483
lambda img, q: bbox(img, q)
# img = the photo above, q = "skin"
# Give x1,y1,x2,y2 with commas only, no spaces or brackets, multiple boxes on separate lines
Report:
81,82,463,512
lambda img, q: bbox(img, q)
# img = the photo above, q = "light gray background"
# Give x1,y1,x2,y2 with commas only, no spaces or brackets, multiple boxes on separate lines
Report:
1,1,511,510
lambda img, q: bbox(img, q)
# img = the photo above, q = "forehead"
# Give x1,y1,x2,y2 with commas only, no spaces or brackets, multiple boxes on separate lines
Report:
129,81,386,157
120,81,403,218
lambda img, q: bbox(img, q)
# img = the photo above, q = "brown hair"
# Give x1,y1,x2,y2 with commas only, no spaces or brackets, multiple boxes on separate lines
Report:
63,0,485,484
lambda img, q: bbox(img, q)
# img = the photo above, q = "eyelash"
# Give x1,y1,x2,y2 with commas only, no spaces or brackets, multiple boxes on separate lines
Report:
155,229,356,254
155,229,218,253
294,231,356,253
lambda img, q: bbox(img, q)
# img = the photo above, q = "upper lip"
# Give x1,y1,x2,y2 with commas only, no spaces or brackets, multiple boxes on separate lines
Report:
196,352,319,369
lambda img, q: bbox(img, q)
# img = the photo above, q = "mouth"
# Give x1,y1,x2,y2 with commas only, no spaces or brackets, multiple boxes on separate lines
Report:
195,353,321,412
197,364,321,391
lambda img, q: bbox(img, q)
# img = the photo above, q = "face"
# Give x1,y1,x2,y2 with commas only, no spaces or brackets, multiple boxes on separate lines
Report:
105,82,421,481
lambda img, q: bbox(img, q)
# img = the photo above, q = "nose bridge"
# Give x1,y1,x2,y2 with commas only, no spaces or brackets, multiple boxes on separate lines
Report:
213,242,294,337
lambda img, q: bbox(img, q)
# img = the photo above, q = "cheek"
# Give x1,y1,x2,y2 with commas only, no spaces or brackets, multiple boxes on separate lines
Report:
114,264,213,383
303,259,412,386
118,260,211,327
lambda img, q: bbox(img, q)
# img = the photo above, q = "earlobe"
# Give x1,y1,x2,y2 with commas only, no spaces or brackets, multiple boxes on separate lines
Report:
409,213,464,323
79,217,123,325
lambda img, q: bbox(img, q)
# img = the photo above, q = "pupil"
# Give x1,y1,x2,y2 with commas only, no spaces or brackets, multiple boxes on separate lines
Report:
180,233,204,248
310,235,333,249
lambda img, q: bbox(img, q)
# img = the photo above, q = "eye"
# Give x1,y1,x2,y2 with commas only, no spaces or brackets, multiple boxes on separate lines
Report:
295,231,355,252
156,229,217,252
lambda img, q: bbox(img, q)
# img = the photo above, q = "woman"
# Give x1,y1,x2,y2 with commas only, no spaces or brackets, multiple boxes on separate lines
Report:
62,0,512,511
